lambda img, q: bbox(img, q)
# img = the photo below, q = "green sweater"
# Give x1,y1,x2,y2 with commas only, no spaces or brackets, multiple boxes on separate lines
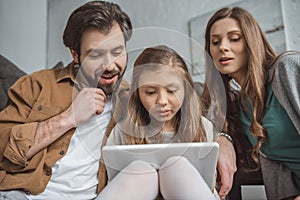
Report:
239,52,300,183
240,84,300,180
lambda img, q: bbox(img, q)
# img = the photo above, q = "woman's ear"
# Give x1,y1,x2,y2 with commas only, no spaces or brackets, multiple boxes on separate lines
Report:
70,49,79,63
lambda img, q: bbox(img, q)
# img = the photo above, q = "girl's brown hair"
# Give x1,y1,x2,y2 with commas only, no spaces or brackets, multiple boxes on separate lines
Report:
122,45,207,144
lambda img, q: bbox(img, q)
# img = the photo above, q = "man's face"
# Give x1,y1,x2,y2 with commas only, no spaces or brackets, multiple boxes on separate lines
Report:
76,23,127,94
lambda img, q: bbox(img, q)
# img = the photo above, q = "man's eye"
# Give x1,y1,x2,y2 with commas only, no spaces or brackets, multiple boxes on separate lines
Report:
89,53,103,59
112,48,123,56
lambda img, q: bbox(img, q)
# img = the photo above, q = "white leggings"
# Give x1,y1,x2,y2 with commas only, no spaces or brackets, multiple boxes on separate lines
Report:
97,156,215,200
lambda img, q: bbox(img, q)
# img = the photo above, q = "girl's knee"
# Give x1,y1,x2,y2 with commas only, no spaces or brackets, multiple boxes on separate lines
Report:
123,160,157,174
160,156,190,170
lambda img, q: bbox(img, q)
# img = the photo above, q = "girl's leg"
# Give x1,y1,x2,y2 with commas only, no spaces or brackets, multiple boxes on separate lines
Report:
96,160,158,200
159,156,215,200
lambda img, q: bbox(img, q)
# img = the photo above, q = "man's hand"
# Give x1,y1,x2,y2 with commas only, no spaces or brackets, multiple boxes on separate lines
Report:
67,88,106,127
26,88,106,159
216,136,237,200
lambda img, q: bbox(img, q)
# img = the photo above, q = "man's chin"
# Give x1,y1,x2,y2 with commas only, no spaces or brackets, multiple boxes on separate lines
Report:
98,83,114,95
98,76,122,95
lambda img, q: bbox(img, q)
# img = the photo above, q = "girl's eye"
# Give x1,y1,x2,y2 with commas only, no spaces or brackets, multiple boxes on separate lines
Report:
145,90,156,95
167,89,176,94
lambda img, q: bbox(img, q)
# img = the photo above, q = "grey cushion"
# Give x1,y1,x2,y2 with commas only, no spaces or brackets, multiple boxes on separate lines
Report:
0,55,26,111
0,55,64,111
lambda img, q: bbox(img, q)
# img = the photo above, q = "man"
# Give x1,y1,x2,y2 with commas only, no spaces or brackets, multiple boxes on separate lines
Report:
0,1,236,199
0,1,131,199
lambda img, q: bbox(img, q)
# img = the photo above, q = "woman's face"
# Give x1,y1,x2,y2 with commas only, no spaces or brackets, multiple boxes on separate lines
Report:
209,17,248,84
137,67,185,126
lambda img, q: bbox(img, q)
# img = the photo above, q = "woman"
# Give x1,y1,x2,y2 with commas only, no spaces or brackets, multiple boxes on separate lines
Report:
98,45,218,199
201,6,300,200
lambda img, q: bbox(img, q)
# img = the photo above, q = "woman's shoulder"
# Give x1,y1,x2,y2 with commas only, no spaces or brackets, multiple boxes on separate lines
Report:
271,51,300,82
276,51,300,68
271,51,300,135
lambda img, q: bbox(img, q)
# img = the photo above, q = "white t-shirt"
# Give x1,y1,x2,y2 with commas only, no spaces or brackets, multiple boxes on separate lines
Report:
107,116,214,145
26,99,112,200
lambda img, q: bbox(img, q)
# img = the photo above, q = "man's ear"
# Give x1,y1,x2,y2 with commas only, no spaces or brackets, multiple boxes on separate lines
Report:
70,49,79,63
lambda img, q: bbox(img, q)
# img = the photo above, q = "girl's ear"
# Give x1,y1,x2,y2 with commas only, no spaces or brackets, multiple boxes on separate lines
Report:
70,49,79,63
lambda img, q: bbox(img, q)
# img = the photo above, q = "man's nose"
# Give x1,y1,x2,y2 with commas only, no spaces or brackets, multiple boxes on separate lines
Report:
103,54,115,71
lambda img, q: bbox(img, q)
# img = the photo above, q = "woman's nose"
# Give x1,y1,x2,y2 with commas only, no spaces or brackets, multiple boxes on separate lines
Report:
219,42,229,52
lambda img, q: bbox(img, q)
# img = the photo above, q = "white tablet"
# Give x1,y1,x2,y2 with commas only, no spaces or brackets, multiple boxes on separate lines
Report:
102,142,219,189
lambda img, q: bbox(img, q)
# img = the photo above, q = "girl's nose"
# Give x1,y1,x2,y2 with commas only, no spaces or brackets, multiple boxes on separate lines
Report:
157,92,168,106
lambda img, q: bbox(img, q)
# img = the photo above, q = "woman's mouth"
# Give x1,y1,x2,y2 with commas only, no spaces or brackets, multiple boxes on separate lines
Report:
219,57,233,65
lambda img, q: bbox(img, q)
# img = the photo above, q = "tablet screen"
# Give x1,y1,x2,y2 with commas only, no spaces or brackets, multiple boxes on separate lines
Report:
102,142,219,189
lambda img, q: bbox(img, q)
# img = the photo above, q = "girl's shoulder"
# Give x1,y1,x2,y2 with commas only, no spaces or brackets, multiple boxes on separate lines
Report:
201,116,214,142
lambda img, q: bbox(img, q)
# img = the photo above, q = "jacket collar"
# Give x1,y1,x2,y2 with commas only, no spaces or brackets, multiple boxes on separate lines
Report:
56,62,77,84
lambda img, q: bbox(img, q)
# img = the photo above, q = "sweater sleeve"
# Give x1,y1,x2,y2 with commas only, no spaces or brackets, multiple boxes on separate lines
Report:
272,52,300,135
0,75,41,169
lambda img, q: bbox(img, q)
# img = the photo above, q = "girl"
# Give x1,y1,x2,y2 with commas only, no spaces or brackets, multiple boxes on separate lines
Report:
201,6,300,200
98,45,218,199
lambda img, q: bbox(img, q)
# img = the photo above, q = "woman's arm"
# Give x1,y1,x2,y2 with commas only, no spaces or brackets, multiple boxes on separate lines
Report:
272,52,300,134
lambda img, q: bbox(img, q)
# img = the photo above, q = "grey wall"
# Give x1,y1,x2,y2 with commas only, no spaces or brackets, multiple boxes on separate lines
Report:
0,0,47,74
0,0,299,76
46,0,240,82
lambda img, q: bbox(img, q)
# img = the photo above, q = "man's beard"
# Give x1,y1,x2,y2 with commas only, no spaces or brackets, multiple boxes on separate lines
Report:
96,69,121,95
97,81,115,95
79,66,121,95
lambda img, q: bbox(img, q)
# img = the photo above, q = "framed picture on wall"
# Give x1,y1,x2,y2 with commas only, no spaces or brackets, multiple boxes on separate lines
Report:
188,0,286,75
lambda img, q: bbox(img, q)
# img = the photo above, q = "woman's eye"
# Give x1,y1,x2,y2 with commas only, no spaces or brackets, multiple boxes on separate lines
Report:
231,37,240,42
211,40,220,46
230,35,241,42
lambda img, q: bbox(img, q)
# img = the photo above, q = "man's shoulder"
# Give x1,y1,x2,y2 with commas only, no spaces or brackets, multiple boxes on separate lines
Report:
25,62,73,83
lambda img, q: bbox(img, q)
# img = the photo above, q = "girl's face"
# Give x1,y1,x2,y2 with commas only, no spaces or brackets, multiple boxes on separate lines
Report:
137,67,185,127
209,17,248,84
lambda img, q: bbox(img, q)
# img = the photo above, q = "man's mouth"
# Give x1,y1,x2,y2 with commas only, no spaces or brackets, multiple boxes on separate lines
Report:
99,73,118,84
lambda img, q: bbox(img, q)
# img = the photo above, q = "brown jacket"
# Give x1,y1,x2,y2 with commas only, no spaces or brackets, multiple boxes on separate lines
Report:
0,62,128,195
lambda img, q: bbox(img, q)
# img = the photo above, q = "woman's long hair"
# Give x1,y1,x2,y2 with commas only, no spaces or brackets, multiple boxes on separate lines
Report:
201,7,277,168
122,45,207,144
